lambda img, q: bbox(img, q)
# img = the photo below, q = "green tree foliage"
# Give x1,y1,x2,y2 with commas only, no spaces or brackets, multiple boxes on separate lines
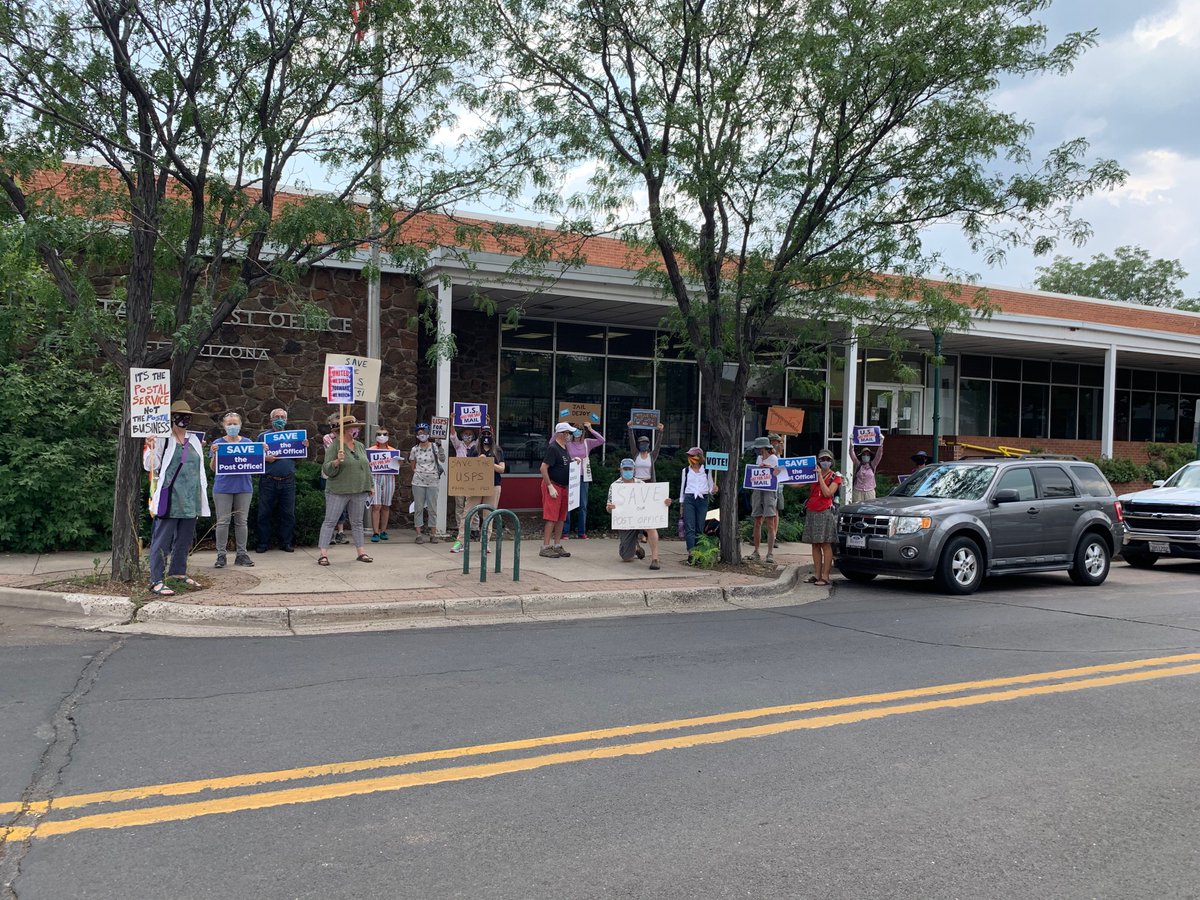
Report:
1034,245,1199,308
482,0,1124,561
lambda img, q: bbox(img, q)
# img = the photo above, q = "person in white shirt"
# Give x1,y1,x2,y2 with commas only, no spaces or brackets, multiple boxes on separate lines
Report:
678,446,718,565
747,436,783,563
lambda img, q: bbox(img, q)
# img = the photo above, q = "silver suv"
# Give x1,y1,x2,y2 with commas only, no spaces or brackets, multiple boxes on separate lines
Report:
835,457,1124,595
1119,460,1200,567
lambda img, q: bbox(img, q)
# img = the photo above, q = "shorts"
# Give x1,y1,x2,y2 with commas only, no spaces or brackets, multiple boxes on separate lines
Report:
751,489,779,518
541,480,569,522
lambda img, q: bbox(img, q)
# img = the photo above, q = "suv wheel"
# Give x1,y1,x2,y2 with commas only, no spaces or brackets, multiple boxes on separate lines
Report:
1122,547,1159,569
1069,533,1110,586
934,536,983,595
839,568,877,585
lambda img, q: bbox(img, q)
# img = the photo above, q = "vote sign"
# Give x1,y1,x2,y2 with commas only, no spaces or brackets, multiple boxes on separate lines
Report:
367,448,401,474
777,455,817,485
214,442,266,476
263,430,308,459
705,451,730,471
743,464,778,492
852,426,883,446
326,365,355,404
453,403,487,428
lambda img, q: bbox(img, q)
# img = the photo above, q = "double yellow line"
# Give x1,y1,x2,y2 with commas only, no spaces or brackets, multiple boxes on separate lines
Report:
5,652,1200,842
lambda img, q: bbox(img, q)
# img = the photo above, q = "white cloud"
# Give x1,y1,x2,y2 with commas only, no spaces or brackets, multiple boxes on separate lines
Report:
1132,0,1200,48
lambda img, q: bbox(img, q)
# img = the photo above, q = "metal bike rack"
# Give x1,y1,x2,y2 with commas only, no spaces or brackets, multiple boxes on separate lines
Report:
460,504,522,583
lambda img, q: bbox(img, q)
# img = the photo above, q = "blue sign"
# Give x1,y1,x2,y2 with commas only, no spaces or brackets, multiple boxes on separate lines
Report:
852,426,883,446
367,448,401,474
187,430,207,446
453,403,487,428
262,429,308,459
214,441,266,475
742,464,778,492
778,455,817,485
705,451,729,471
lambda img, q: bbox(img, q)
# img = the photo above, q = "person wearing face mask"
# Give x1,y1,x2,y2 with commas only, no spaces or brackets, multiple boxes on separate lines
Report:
449,426,479,541
369,426,399,543
208,410,255,568
748,436,783,563
143,400,209,596
255,406,307,553
678,446,718,564
802,448,842,586
607,458,672,569
453,427,506,553
317,414,373,565
852,437,884,502
408,422,446,543
551,421,605,539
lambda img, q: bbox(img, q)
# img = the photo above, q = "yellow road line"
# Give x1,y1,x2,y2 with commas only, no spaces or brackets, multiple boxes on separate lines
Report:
2,651,1197,819
4,660,1200,843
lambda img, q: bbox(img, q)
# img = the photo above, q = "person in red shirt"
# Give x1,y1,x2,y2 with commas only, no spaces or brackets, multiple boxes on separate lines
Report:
802,448,842,585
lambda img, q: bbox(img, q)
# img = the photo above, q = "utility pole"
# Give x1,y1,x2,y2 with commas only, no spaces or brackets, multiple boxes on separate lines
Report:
365,19,384,442
931,329,943,463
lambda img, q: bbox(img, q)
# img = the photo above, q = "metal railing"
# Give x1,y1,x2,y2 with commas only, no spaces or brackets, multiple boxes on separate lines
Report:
460,504,522,583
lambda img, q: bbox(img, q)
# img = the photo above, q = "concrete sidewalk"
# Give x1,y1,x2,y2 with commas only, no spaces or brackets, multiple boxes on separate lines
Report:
0,536,822,636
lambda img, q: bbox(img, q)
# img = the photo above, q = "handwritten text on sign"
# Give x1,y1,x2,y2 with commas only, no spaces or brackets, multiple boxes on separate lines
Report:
448,456,495,496
263,430,308,459
326,365,355,404
558,402,602,425
777,455,818,485
852,426,883,446
367,448,401,475
129,368,171,437
214,442,266,476
629,408,660,429
430,417,450,440
321,354,381,403
742,465,778,492
453,403,487,428
609,482,670,530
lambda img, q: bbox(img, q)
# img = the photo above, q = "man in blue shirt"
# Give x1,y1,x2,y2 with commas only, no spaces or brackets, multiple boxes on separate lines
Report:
256,406,307,552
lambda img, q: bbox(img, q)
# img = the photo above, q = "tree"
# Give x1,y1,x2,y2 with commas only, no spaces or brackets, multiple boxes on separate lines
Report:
481,0,1123,562
0,0,525,579
1034,245,1200,308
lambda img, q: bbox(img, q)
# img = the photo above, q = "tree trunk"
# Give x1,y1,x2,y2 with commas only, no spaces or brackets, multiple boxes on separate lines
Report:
702,385,744,566
111,387,144,582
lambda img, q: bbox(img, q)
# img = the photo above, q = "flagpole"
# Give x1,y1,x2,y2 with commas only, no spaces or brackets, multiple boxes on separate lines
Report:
365,11,383,443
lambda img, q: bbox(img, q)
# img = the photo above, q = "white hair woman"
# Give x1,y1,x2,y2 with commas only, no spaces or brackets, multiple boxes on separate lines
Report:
208,410,255,568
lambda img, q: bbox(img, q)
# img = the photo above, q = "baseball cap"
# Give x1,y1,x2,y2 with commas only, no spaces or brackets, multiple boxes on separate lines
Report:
620,457,635,469
554,422,574,434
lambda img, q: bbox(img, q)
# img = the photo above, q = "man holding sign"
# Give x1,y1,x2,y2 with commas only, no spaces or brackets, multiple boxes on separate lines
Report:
256,407,308,553
746,436,782,564
606,459,672,570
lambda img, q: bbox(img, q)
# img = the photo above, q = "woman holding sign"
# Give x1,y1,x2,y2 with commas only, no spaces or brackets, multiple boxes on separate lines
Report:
802,448,842,586
317,414,374,565
369,427,399,543
209,411,255,569
143,401,209,596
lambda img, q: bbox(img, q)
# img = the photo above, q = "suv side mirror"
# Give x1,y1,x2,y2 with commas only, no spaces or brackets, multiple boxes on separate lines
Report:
1152,480,1166,488
993,488,1021,504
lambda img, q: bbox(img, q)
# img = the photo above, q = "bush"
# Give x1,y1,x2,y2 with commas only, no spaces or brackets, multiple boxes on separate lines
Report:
1085,455,1141,484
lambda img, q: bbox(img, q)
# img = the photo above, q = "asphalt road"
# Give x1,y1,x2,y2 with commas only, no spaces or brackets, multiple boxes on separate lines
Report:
3,559,1200,899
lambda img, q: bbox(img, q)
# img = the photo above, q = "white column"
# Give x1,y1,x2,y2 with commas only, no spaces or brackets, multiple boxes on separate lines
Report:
435,279,453,533
841,326,859,480
1101,344,1117,459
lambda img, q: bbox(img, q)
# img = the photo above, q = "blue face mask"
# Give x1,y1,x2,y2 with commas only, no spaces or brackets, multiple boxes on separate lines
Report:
621,470,634,480
224,424,241,437
572,429,582,440
272,418,287,430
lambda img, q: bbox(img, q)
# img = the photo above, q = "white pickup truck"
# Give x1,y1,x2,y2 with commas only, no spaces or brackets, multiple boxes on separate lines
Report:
1119,460,1200,567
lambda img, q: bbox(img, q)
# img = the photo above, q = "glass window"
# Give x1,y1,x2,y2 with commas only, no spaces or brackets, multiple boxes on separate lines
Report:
498,350,553,474
607,327,655,358
1078,387,1101,441
500,320,554,351
1050,385,1078,440
865,352,922,385
1079,365,1104,387
556,323,605,355
1165,463,1200,489
1182,374,1200,394
992,382,1020,437
1114,390,1131,442
1070,465,1114,498
1052,362,1079,385
992,357,1021,381
1132,369,1156,391
1021,384,1049,439
1130,391,1154,441
959,379,990,436
607,358,654,455
1155,393,1178,442
656,361,698,458
1035,466,1076,499
556,353,605,411
961,355,991,378
1181,396,1199,446
1022,359,1051,383
783,369,828,458
895,464,997,500
1158,371,1180,393
994,467,1036,501
743,367,786,440
1117,368,1131,389
928,356,958,436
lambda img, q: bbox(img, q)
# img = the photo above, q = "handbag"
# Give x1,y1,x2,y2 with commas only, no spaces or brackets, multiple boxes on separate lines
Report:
151,439,189,519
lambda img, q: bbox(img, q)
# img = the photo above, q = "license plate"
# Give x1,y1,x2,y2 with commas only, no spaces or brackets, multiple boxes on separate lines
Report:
1149,541,1171,554
847,534,867,549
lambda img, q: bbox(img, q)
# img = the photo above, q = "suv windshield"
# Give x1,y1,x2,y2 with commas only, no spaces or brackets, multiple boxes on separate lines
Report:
894,464,997,501
1164,464,1200,489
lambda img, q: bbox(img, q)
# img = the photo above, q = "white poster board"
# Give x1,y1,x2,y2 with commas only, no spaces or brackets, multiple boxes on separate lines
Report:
609,482,670,530
568,460,582,512
321,353,381,403
129,368,171,437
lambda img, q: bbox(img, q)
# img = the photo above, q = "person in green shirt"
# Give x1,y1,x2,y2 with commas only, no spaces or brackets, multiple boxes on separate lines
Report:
317,414,373,566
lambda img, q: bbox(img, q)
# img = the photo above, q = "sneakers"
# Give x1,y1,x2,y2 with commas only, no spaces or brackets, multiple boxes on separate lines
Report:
635,546,645,560
576,533,590,540
235,553,255,567
450,541,464,554
333,531,348,545
750,550,761,562
429,533,440,544
765,553,775,564
371,533,381,543
539,546,558,558
555,546,571,557
380,532,389,541
415,534,426,544
214,553,226,569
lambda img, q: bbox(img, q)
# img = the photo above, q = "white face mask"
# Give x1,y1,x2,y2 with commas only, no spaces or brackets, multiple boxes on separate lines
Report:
376,434,389,443
819,460,832,469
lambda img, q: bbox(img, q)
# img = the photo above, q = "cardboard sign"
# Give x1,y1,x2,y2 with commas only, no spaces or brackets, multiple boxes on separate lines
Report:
558,402,602,426
367,448,401,475
765,406,806,435
705,451,729,471
568,460,582,511
609,482,670,530
263,429,308,459
214,441,266,475
430,417,450,440
777,455,818,485
743,464,778,492
448,456,495,496
852,425,883,446
629,408,660,429
321,354,381,403
326,365,355,404
453,403,488,428
129,367,171,437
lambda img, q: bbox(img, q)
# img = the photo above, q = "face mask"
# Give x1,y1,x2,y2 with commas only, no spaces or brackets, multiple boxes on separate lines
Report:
621,470,634,481
417,433,429,443
224,424,241,437
860,453,872,462
638,443,650,453
376,434,389,444
688,455,701,466
463,433,476,444
819,460,832,469
272,417,287,430
173,415,191,428
349,428,360,439
572,429,582,440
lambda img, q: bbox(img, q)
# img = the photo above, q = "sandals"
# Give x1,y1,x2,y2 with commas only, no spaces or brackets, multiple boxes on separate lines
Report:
356,554,373,563
804,575,819,584
814,579,830,586
317,556,330,566
150,582,176,597
178,576,201,589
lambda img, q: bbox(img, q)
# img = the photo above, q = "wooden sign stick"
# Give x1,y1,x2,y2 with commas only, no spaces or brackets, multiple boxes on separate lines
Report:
339,403,345,446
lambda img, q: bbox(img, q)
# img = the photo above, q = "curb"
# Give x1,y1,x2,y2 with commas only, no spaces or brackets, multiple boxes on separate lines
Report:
0,586,136,623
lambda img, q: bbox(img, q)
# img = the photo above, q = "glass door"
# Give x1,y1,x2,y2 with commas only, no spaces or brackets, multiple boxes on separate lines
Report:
865,384,923,435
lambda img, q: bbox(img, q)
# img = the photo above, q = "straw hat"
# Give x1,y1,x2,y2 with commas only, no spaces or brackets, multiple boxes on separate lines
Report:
169,400,197,415
333,414,365,428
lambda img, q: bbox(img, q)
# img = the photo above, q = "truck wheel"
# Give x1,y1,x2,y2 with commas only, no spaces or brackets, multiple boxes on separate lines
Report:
934,536,983,595
1069,533,1110,586
1122,547,1159,569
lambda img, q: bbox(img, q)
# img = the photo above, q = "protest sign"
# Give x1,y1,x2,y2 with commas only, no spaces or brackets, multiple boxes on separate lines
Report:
609,482,670,530
629,408,660,429
765,406,806,435
129,367,171,437
743,464,778,492
214,442,266,476
777,455,818,485
705,451,729,471
430,417,450,440
187,430,207,446
326,365,355,404
263,430,308,459
568,460,582,511
453,403,488,428
448,456,495,497
558,402,602,426
321,354,381,403
852,425,883,446
367,448,401,475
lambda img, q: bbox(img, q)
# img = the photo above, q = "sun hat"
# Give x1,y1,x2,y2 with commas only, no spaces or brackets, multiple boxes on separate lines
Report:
554,422,574,434
335,414,365,428
620,457,635,469
817,447,835,460
169,400,196,414
768,432,783,442
750,436,772,450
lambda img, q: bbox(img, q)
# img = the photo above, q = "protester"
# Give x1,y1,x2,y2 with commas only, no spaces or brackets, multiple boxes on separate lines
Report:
606,458,672,570
256,406,306,553
852,437,884,502
560,421,604,539
748,436,782,563
909,449,930,476
802,448,842,586
317,414,373,565
627,420,665,481
539,422,575,558
449,425,478,541
453,427,506,553
678,446,718,564
769,432,788,516
143,400,209,596
322,412,350,544
208,411,255,568
409,422,446,543
369,426,399,543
